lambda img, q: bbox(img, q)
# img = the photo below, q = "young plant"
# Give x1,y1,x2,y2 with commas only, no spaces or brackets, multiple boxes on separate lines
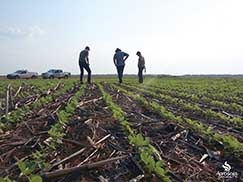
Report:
97,83,170,181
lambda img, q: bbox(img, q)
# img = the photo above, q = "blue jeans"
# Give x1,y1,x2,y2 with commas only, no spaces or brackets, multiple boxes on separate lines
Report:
79,62,91,83
116,65,124,83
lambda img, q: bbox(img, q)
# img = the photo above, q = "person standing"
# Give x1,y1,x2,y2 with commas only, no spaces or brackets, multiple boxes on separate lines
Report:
113,48,129,83
79,46,91,84
136,51,145,83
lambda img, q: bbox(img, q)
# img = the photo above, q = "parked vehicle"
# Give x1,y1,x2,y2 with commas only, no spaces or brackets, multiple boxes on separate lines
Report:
7,70,38,79
42,69,71,79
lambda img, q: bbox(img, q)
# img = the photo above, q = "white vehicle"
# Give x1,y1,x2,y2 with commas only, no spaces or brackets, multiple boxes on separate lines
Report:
7,70,38,79
42,69,71,79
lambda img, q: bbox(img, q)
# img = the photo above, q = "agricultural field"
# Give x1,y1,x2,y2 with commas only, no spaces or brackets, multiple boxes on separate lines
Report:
0,76,243,181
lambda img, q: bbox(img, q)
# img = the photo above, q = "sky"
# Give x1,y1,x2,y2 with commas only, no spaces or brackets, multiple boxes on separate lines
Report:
0,0,243,75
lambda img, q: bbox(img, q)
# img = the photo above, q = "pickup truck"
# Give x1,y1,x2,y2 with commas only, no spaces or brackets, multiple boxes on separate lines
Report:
7,70,38,79
42,69,71,79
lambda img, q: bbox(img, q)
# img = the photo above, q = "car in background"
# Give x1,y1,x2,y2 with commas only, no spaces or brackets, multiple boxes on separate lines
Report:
42,69,71,79
7,70,38,79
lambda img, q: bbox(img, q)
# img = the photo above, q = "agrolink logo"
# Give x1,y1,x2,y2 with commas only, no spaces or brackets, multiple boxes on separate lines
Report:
222,161,231,172
216,161,238,180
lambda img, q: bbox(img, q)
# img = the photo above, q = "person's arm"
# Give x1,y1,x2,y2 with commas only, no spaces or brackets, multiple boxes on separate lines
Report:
123,52,129,61
113,54,117,66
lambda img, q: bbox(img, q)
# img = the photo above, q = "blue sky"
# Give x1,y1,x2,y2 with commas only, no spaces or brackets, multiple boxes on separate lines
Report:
0,0,243,75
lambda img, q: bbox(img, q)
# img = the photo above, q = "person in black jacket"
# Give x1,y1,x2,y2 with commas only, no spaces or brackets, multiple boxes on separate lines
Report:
79,46,91,84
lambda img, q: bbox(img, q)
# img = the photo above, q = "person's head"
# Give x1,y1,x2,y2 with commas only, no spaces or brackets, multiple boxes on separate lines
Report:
115,48,121,53
85,46,90,51
136,51,141,56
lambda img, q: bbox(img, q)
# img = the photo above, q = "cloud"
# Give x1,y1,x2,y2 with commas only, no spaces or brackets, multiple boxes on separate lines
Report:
0,25,45,38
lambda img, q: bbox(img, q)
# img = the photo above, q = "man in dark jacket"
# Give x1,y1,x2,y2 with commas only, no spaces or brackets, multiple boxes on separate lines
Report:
113,48,129,83
79,46,91,84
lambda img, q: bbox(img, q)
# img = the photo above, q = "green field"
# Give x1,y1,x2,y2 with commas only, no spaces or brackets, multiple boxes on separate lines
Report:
0,76,243,181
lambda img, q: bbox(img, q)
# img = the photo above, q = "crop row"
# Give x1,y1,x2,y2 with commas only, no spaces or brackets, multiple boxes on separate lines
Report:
136,77,243,98
122,84,243,130
97,83,170,181
127,77,243,109
127,81,243,115
0,80,77,131
0,80,62,117
112,84,243,158
0,79,60,99
2,84,86,181
13,80,60,101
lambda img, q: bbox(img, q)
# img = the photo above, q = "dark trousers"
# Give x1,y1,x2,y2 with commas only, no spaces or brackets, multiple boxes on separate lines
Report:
79,62,91,83
138,66,144,83
116,65,125,83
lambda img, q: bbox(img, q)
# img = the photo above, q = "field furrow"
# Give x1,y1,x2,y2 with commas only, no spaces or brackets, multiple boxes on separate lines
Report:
102,82,243,181
0,83,81,178
120,84,243,142
0,77,243,181
126,82,243,117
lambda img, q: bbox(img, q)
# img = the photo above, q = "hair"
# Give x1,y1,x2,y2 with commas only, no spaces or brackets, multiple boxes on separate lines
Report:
115,48,121,52
85,46,90,50
136,51,141,55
